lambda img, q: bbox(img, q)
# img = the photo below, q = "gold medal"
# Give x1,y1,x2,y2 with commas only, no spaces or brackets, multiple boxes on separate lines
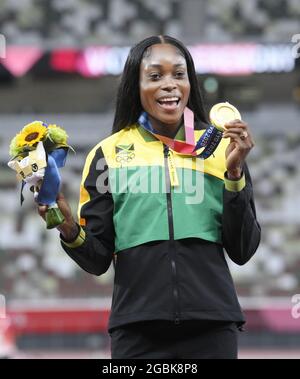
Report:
209,102,241,131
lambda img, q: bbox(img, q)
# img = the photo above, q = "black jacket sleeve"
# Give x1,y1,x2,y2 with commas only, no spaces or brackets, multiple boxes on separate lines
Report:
61,145,115,276
222,163,261,266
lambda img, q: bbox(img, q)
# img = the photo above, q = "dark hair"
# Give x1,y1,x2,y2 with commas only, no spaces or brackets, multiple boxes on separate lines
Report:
112,35,208,134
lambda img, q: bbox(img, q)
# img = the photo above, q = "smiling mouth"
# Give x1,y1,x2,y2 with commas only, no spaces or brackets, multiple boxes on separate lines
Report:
157,97,181,110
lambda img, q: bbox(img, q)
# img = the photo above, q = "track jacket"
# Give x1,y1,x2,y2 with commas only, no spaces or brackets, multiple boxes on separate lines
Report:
61,122,261,331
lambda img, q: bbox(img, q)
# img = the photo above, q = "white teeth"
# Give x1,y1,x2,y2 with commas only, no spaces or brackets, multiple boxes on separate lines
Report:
158,97,179,103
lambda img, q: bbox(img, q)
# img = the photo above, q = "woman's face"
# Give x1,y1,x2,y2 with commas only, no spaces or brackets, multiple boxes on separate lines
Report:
139,43,191,131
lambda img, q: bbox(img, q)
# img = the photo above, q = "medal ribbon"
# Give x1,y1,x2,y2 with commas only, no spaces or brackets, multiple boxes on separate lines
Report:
138,107,223,159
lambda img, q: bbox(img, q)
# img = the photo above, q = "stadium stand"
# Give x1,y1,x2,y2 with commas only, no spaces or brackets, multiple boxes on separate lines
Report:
0,0,299,45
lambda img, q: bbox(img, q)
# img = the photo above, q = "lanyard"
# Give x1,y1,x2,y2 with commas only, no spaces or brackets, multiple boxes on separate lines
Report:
138,107,223,159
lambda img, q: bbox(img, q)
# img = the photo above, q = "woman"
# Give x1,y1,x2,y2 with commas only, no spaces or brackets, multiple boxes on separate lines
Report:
39,35,261,359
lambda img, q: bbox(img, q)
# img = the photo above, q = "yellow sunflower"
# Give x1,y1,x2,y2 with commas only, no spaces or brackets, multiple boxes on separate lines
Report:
18,121,47,147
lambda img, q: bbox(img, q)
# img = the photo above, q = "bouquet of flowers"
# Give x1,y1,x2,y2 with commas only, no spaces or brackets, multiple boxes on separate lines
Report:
8,121,73,229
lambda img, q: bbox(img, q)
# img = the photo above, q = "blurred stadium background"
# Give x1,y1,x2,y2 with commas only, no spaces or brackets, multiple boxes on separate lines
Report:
0,0,300,359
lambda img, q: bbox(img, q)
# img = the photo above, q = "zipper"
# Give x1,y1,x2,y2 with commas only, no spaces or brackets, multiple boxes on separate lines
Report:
163,145,180,325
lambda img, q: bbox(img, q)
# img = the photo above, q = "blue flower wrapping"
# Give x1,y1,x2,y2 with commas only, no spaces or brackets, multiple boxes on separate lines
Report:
36,148,68,206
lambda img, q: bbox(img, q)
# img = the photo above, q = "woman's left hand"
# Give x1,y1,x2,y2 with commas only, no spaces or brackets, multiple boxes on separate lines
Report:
223,119,254,180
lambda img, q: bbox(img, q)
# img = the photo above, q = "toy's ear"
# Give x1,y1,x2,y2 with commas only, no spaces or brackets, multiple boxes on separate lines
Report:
7,160,18,171
29,142,47,169
35,141,46,161
8,159,26,181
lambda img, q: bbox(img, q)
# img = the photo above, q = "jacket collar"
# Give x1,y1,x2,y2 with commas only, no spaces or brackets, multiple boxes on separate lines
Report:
137,123,186,143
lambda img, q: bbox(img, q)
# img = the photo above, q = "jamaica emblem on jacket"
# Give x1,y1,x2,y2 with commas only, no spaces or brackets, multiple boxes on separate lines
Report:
115,144,135,163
